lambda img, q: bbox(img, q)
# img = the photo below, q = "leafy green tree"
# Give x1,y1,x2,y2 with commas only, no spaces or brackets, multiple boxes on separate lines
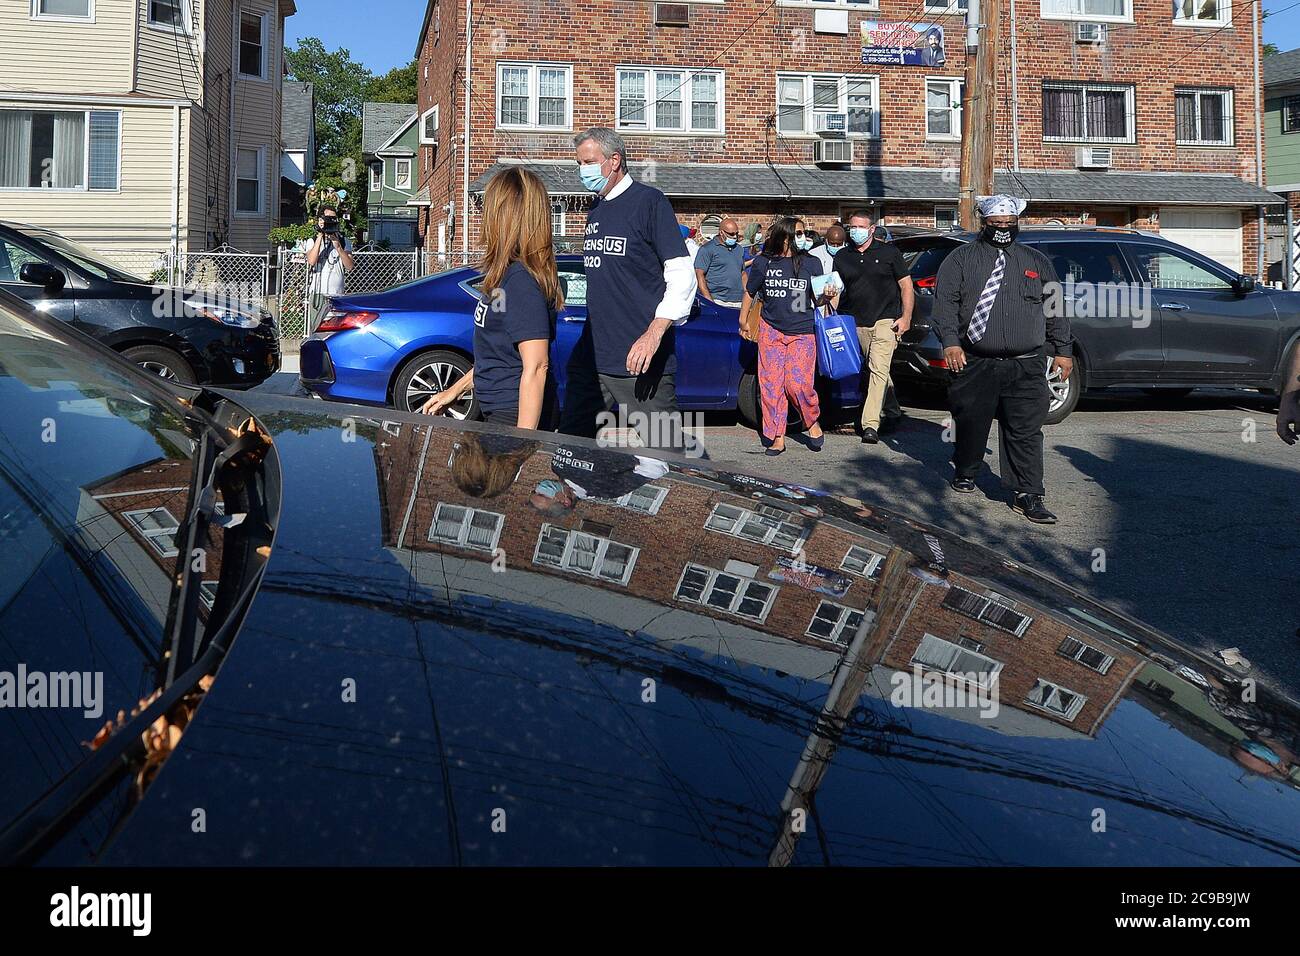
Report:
1264,42,1280,57
367,61,419,106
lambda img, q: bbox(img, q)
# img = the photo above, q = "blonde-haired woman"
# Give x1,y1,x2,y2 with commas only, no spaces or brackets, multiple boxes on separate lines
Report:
422,167,563,429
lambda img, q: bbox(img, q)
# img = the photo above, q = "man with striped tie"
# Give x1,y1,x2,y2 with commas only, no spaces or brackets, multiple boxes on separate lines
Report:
933,195,1073,524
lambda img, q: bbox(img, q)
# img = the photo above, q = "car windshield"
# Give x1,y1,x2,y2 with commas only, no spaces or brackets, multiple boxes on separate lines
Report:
18,230,148,283
0,301,216,834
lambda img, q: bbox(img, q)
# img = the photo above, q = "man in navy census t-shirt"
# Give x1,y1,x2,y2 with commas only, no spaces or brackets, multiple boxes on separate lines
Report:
582,180,687,375
560,128,698,451
472,260,557,417
745,253,823,336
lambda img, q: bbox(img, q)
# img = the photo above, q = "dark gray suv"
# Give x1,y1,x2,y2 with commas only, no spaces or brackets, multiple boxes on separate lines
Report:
891,228,1300,423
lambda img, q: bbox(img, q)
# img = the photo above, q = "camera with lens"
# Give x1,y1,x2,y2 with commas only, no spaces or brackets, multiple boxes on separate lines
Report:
320,214,340,235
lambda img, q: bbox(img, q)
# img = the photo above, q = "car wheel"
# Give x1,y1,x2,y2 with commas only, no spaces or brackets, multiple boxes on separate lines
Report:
735,370,807,434
1044,352,1083,425
393,349,478,419
121,345,197,385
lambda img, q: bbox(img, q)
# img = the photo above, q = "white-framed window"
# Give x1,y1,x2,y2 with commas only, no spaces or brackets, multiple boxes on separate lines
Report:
1042,82,1135,143
589,484,668,515
147,0,189,31
935,205,959,230
395,158,412,189
615,67,724,134
807,601,865,646
0,108,120,191
841,544,884,579
234,146,263,214
237,9,266,79
1040,0,1132,22
199,580,219,609
124,507,181,558
370,162,382,192
1173,0,1229,26
1285,95,1300,134
534,524,638,584
926,77,963,141
31,0,93,21
776,73,879,138
675,563,778,621
941,585,1033,636
1174,87,1233,146
924,0,968,10
497,62,572,130
429,503,504,551
705,502,805,552
1058,636,1115,674
551,199,566,239
420,105,439,144
911,633,1003,690
1025,678,1087,720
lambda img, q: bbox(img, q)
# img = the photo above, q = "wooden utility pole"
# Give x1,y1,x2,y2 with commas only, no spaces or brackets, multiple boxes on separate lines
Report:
958,0,1002,230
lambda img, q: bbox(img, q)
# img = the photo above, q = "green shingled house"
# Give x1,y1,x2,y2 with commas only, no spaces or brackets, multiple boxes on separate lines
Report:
362,101,419,248
1264,49,1300,285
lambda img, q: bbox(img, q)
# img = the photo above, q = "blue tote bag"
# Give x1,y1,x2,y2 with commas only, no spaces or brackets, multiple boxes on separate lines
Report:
814,305,862,380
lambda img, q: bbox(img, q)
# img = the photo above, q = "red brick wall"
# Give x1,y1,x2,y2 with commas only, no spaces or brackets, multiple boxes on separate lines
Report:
882,571,1141,734
416,0,1266,268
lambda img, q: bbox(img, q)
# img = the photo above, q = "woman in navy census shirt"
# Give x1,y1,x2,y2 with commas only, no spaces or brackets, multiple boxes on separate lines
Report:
421,167,561,429
739,216,828,456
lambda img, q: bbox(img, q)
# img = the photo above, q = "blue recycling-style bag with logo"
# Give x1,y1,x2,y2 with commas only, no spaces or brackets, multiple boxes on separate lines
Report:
814,305,862,380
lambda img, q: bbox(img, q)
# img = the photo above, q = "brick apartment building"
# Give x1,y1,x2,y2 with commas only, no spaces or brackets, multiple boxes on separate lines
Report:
373,422,1139,734
411,0,1278,276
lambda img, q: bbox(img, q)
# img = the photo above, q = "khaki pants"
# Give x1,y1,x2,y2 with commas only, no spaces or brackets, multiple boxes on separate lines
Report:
856,319,902,430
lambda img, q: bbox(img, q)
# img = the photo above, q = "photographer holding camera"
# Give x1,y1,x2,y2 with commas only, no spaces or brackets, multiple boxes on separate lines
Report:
305,205,354,332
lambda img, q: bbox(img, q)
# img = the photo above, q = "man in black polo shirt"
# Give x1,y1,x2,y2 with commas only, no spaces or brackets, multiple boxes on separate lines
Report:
933,195,1073,524
834,209,913,443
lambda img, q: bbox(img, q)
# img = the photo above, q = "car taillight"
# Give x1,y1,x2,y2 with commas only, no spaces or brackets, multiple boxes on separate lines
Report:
914,275,937,291
317,310,378,332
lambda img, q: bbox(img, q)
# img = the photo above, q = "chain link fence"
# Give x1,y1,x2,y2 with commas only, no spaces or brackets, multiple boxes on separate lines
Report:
175,247,271,306
99,249,173,284
275,246,424,339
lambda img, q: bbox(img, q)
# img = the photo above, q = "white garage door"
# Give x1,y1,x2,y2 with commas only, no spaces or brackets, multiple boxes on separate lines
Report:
1158,207,1243,273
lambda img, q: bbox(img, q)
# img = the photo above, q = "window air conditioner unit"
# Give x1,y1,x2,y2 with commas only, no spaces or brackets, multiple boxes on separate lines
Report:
814,139,853,165
1075,22,1106,44
813,112,848,137
654,3,689,26
1075,146,1112,169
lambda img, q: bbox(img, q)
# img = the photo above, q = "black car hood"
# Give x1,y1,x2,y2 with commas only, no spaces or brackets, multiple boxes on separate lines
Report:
101,395,1300,866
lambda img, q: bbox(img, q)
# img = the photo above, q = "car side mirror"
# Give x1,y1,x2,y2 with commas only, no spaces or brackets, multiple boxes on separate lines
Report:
1232,274,1256,295
19,262,65,292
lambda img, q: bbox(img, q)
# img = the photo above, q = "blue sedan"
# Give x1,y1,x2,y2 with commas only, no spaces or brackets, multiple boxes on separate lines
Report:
298,254,866,427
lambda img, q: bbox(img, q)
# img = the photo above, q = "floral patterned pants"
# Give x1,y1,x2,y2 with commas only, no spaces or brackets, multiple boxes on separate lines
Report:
758,319,820,441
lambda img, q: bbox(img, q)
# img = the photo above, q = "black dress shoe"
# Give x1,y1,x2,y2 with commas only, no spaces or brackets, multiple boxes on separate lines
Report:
1012,493,1057,524
949,477,976,494
860,427,879,444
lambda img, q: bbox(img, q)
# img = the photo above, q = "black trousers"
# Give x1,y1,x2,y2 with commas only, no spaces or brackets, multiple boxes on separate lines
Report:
947,351,1050,496
558,325,693,453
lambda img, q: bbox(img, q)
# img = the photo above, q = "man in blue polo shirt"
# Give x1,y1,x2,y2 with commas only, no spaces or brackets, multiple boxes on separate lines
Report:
694,217,746,308
560,127,698,452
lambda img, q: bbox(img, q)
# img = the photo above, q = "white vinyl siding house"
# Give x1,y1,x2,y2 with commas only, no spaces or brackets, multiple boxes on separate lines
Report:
0,0,292,261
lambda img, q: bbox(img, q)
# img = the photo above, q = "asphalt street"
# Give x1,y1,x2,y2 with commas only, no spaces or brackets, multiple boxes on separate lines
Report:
253,367,1300,697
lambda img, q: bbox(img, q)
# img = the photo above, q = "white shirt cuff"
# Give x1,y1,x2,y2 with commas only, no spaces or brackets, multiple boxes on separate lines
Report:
655,255,697,325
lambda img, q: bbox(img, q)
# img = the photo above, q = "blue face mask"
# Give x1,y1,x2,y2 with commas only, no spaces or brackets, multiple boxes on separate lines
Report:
849,226,872,245
826,243,845,255
579,162,608,194
795,237,812,251
723,237,738,247
536,479,564,499
753,232,764,244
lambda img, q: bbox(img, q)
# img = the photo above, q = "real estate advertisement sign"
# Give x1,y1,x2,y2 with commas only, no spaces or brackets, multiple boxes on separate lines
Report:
860,21,947,67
